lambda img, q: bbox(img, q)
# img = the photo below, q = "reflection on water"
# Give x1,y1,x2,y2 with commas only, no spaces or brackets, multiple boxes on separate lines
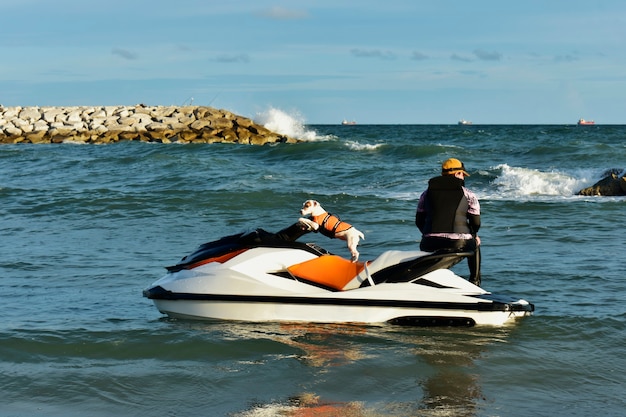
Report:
414,333,485,416
196,320,514,417
274,323,370,368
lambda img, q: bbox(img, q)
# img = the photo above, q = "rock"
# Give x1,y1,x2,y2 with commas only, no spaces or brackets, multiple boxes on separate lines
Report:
43,108,65,123
48,126,75,138
118,117,141,127
234,116,254,128
577,173,626,196
99,131,120,143
219,128,239,142
189,119,213,131
26,131,48,144
114,108,130,118
236,127,252,143
65,122,85,131
57,131,89,144
91,108,108,119
212,117,234,130
194,107,218,119
20,122,34,134
3,107,21,119
103,117,121,127
4,123,23,137
66,110,83,123
168,122,187,131
12,118,30,128
33,120,50,132
250,134,268,146
19,107,41,122
119,131,139,141
145,122,169,131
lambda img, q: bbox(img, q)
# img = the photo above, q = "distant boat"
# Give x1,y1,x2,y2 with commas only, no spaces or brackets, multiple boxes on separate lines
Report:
341,120,357,125
458,119,472,125
577,118,595,125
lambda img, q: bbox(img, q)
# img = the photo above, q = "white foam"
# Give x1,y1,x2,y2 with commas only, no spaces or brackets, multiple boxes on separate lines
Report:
344,140,384,151
488,164,604,199
253,107,332,141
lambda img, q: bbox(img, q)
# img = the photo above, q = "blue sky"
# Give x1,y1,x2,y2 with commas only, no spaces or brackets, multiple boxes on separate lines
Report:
1,0,625,124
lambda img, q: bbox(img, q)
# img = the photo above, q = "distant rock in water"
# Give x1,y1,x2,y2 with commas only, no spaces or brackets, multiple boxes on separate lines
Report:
0,104,299,145
577,170,626,196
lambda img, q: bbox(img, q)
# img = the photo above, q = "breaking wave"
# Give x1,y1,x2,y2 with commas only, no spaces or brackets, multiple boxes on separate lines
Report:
254,107,333,141
344,140,384,151
487,164,608,198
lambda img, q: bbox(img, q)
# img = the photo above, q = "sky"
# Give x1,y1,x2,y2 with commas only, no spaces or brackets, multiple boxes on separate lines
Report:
1,0,625,124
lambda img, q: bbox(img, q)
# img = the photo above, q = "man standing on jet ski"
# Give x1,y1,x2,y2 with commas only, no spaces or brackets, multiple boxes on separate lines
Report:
415,158,482,286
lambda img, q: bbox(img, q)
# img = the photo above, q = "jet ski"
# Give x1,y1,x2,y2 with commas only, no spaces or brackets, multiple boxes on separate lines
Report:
143,223,534,326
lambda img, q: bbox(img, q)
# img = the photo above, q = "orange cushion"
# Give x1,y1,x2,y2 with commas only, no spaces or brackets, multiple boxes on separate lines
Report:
185,248,248,270
288,255,365,290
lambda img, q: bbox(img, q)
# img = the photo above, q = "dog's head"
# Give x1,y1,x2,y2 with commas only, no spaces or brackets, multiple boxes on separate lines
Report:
301,199,323,216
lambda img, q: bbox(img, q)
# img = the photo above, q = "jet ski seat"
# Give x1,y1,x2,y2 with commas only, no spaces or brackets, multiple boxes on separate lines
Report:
367,249,473,285
287,255,366,291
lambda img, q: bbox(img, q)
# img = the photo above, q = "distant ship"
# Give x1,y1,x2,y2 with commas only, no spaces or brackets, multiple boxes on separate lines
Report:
341,120,357,125
458,119,472,125
577,118,595,125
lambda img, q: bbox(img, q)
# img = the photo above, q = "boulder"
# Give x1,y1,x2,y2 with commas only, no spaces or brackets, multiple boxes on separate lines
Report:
66,110,83,123
178,131,200,142
577,172,626,196
3,123,23,137
145,122,169,131
190,119,213,131
26,131,48,144
213,117,234,130
42,108,66,123
19,107,41,122
33,120,50,132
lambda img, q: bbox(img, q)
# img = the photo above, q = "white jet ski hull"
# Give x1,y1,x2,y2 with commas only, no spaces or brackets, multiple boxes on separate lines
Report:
144,234,534,326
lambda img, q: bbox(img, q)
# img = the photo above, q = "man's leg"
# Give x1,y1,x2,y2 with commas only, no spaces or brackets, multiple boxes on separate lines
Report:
468,244,481,286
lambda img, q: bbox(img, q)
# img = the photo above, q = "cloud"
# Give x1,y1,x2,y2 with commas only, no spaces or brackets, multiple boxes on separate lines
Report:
351,49,396,60
554,54,579,62
112,48,138,60
256,6,308,20
411,51,429,61
450,53,472,62
459,70,488,78
473,49,502,61
213,53,250,63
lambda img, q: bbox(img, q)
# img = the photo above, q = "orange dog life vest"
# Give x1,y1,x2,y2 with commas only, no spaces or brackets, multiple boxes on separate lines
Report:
311,212,353,238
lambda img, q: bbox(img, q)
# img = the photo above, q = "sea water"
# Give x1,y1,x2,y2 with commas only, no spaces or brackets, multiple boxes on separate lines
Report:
1,110,625,416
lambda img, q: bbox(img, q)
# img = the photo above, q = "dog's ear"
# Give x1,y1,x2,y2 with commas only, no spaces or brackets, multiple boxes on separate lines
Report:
302,200,317,209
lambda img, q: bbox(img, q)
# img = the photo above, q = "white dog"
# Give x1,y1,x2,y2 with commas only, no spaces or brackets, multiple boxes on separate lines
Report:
298,200,365,262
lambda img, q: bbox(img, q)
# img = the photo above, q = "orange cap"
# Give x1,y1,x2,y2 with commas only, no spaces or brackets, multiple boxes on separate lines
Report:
441,158,470,176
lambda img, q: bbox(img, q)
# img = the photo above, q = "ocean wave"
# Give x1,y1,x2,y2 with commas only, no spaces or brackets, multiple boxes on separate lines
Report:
486,164,609,198
343,140,384,151
254,107,335,142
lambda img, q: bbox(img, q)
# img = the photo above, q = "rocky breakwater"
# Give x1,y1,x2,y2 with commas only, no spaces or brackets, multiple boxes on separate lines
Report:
0,105,298,145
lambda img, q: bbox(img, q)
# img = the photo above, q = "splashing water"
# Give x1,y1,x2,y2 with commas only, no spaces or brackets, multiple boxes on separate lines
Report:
344,140,384,151
490,164,591,197
254,107,329,141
